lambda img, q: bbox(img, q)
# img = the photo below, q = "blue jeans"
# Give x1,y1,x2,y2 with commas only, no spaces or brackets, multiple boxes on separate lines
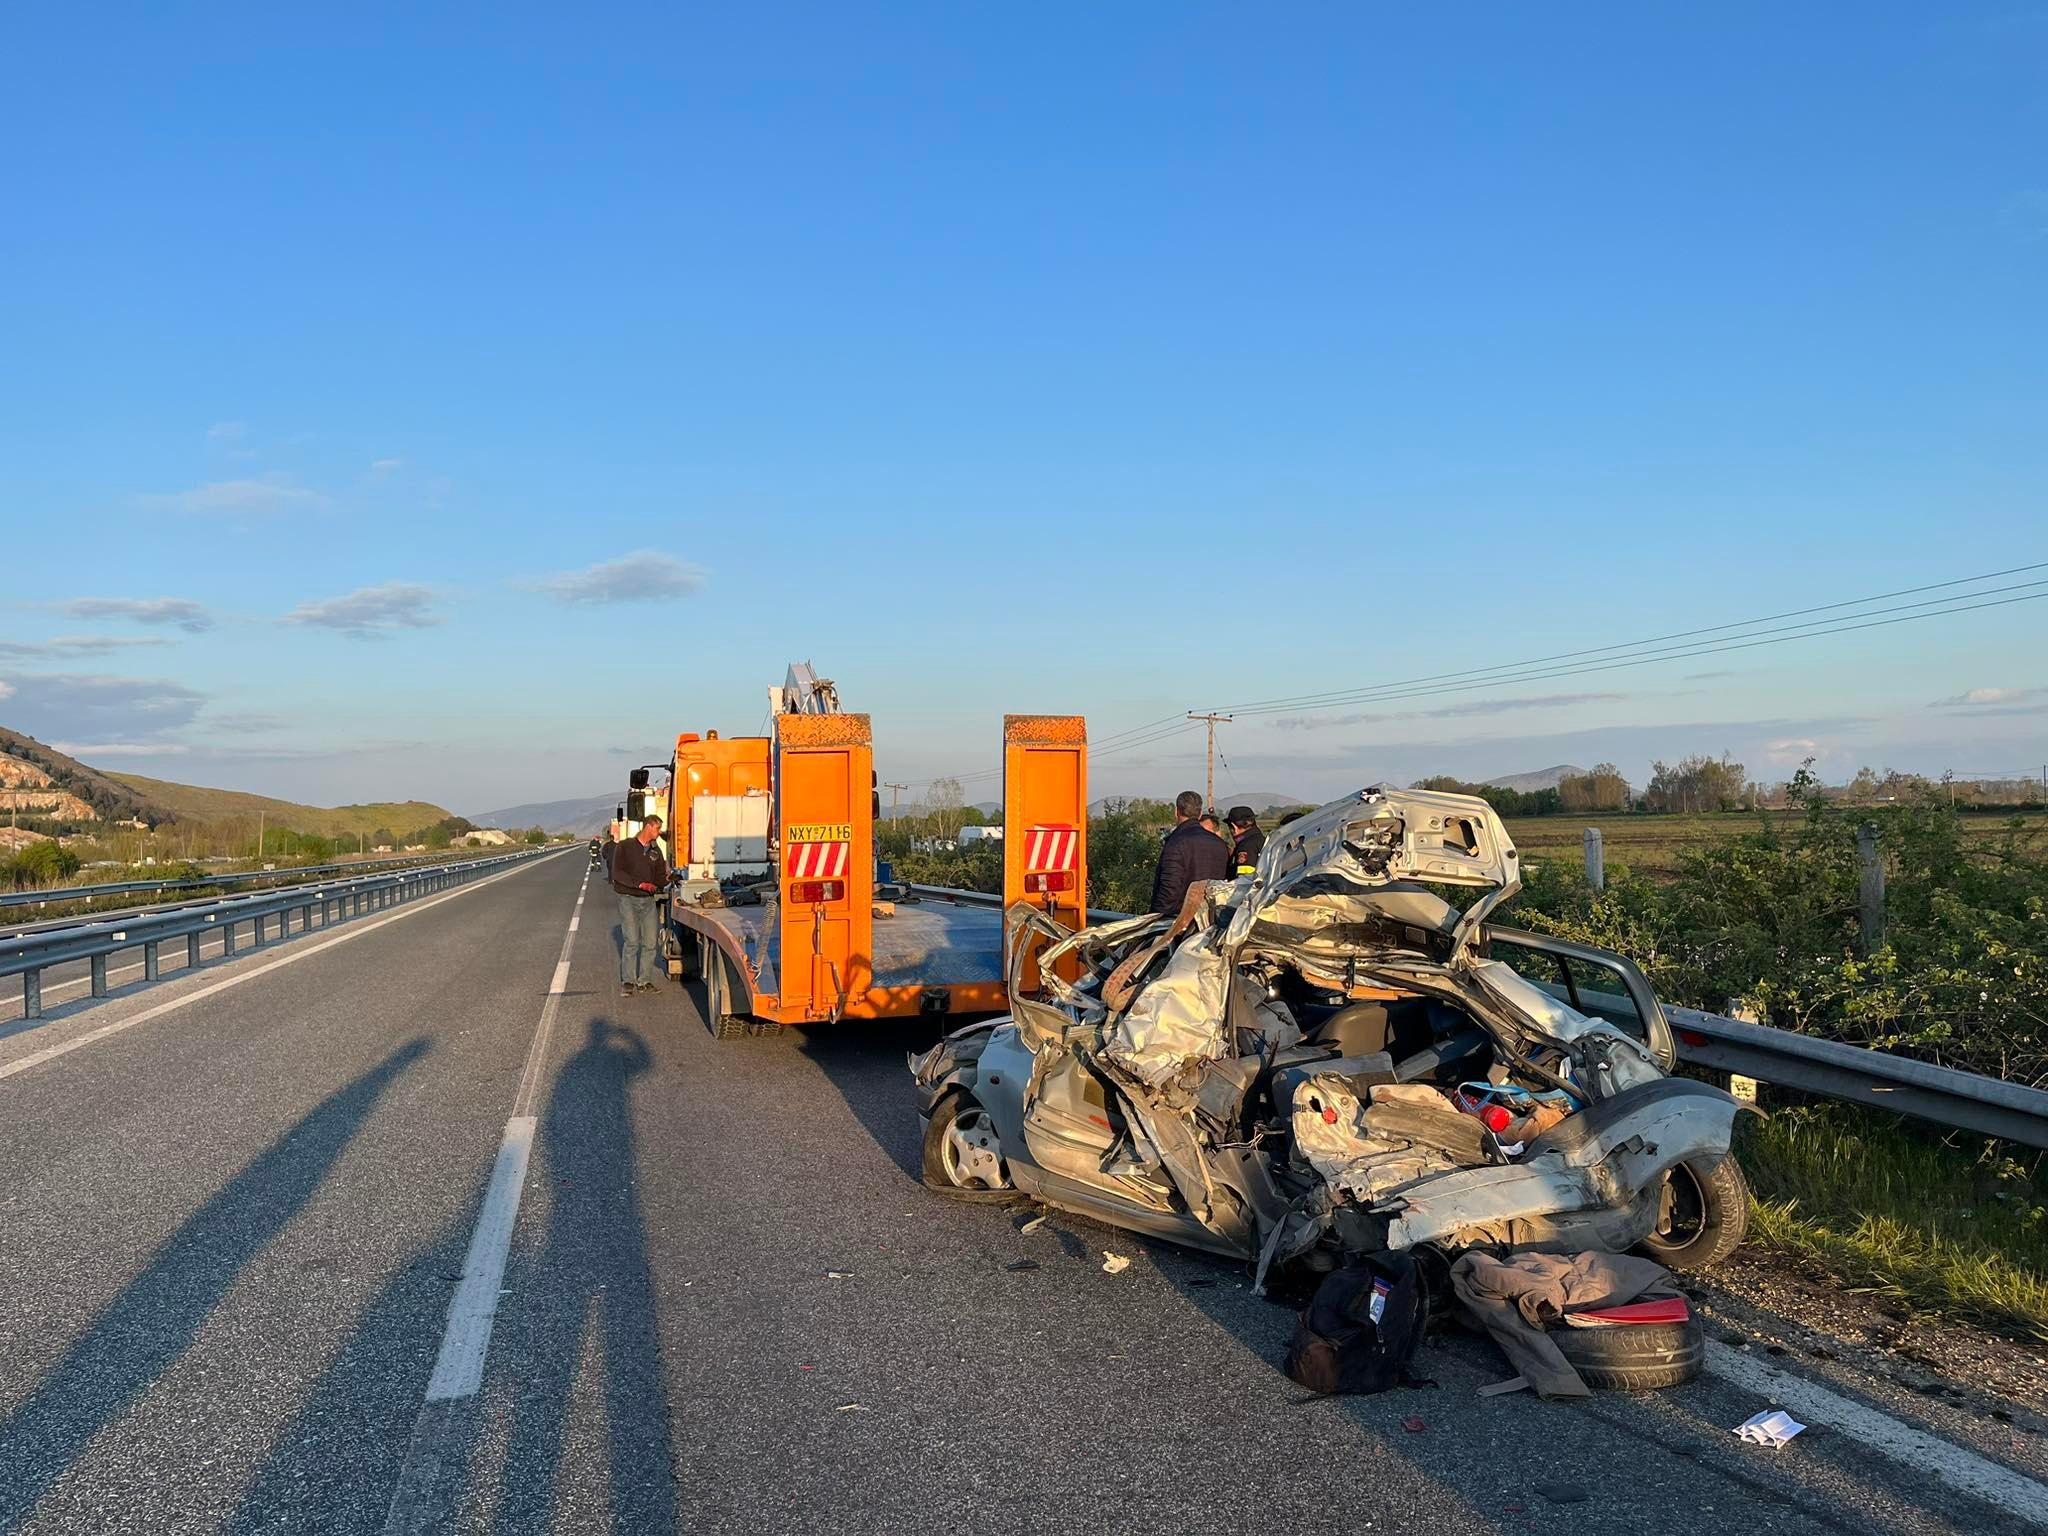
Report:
617,894,662,986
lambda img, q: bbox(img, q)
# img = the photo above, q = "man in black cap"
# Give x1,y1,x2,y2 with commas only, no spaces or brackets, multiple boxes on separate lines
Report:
1225,805,1265,879
611,814,670,996
1149,789,1231,915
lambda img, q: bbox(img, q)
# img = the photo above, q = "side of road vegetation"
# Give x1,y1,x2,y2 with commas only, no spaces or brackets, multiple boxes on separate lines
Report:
889,772,2048,1337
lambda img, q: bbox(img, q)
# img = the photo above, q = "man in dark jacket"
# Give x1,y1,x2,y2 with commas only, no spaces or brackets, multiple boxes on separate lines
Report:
1225,805,1265,879
610,815,670,996
1150,789,1230,916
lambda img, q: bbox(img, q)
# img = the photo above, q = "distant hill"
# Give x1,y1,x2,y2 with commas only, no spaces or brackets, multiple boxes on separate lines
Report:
1482,764,1587,793
0,727,157,823
111,772,451,839
468,792,620,836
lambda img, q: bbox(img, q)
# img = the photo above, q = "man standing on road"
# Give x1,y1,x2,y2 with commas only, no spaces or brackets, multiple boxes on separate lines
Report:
611,814,670,997
1225,804,1265,879
1150,789,1230,916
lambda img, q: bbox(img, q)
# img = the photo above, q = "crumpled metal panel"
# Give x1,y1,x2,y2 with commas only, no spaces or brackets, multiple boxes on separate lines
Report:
1102,927,1232,1087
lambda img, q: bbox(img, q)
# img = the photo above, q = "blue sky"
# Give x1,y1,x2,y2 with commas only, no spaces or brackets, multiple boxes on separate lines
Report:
2,3,2043,814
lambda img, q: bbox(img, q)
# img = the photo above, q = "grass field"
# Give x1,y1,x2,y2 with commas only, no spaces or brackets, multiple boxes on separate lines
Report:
1505,808,2048,881
110,772,451,840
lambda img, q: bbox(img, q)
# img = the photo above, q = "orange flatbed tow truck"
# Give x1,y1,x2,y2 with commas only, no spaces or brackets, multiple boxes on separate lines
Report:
651,711,1088,1038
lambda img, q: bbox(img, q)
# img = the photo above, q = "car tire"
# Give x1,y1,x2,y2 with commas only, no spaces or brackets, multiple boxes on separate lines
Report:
1551,1310,1704,1391
920,1092,1015,1202
1638,1154,1750,1271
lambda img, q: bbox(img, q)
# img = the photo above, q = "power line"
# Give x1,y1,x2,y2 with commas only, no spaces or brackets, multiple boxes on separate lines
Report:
1218,585,2048,722
1207,559,2048,716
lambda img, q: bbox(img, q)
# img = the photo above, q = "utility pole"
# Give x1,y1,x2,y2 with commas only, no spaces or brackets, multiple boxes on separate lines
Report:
883,782,908,822
1187,712,1232,812
257,809,264,863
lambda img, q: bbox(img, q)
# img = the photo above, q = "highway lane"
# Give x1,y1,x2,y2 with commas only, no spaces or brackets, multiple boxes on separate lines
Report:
2,851,2043,1533
0,851,582,1533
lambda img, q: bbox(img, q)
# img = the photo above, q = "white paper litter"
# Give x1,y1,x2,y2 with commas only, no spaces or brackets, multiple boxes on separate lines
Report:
1735,1409,1806,1448
1101,1251,1131,1274
1020,1214,1048,1234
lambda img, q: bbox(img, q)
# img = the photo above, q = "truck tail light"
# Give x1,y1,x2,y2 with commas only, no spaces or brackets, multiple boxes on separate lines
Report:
790,879,844,904
1024,871,1074,894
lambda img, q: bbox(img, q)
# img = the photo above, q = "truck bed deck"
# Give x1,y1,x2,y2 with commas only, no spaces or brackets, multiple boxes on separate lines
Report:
675,893,1006,1017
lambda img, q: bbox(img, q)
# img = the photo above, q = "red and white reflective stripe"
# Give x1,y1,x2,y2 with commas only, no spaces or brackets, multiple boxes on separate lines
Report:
786,842,850,879
1023,824,1078,872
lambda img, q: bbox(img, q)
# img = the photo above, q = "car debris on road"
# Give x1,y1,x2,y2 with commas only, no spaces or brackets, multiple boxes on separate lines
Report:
911,786,1759,1396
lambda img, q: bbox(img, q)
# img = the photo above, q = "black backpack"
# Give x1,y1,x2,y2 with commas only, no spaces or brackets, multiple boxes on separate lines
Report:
1284,1252,1428,1395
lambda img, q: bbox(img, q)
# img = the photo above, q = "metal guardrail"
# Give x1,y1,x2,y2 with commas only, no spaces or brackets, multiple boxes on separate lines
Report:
2,847,560,1019
909,883,2048,1150
0,848,543,912
902,883,1127,926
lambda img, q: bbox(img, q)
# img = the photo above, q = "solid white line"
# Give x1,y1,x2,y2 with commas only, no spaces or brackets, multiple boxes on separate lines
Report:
423,1116,535,1401
0,858,553,1084
1705,1343,2048,1526
550,960,571,994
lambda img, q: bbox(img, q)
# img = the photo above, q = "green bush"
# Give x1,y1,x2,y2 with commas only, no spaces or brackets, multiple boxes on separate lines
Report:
1506,767,2048,1087
3,840,83,890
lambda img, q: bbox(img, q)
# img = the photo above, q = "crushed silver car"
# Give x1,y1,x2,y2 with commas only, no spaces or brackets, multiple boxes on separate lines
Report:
910,786,1752,1286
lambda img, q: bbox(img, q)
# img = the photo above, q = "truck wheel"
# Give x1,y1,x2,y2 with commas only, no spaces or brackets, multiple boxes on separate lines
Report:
1638,1154,1750,1271
701,942,747,1041
1551,1311,1703,1391
921,1092,1014,1201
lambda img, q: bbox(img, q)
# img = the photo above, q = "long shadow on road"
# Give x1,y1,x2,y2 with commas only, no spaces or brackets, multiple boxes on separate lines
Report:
0,1037,429,1531
488,1017,678,1534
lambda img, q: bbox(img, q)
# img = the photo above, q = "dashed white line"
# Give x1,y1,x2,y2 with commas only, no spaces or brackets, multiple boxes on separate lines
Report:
1705,1343,2048,1526
383,866,591,1532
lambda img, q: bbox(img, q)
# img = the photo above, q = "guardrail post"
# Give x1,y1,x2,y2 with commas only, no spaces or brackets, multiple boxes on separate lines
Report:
188,932,202,968
301,902,313,932
23,971,40,1018
144,939,160,982
90,953,108,997
1583,827,1605,891
221,918,236,956
1857,823,1885,954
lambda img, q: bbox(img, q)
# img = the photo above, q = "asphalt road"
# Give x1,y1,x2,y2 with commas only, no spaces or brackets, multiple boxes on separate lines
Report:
1,853,2041,1534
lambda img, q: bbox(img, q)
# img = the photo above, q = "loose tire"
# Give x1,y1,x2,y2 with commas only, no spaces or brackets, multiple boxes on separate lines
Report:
920,1093,1014,1201
1551,1310,1703,1391
1638,1154,1750,1271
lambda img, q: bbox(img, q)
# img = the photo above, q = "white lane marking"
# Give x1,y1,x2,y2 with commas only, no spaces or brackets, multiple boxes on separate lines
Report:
0,857,561,1084
1705,1343,2048,1527
424,1115,535,1401
384,868,588,1530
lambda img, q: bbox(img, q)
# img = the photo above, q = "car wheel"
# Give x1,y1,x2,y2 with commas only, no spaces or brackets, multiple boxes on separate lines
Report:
921,1092,1014,1201
1638,1154,1750,1271
1551,1310,1704,1391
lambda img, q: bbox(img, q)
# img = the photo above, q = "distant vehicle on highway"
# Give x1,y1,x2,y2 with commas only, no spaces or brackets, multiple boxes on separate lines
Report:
912,786,1751,1288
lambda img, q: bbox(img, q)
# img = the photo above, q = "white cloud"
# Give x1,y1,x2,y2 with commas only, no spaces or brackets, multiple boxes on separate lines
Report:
0,673,208,742
143,477,323,516
0,635,172,660
280,583,442,640
1931,685,2046,709
52,741,190,758
370,457,404,475
63,596,215,633
534,551,708,606
206,420,249,443
0,680,13,702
